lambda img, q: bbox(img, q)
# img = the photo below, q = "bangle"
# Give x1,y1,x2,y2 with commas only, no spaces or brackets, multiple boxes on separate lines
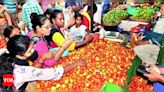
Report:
61,46,66,50
39,56,45,64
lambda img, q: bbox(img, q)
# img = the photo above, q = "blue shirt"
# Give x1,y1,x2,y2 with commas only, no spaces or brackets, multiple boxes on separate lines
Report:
65,0,82,8
102,0,110,15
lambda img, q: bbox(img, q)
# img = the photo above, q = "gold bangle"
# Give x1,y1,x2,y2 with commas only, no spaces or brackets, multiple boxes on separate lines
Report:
38,56,45,64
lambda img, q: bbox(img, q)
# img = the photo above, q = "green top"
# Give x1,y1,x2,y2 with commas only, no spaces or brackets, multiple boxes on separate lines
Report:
157,34,164,65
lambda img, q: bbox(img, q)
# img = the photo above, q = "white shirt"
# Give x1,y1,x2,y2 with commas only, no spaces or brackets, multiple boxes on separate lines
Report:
69,25,87,42
153,18,164,34
13,65,64,90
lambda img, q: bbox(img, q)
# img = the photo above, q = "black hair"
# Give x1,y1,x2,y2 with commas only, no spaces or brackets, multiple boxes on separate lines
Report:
7,35,30,57
0,35,30,88
50,10,63,23
93,2,97,14
0,2,3,5
3,26,20,38
30,13,48,31
87,3,97,14
44,8,53,17
75,13,83,21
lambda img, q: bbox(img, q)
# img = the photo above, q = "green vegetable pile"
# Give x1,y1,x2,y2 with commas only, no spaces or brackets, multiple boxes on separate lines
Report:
103,9,128,24
131,7,154,21
111,9,129,17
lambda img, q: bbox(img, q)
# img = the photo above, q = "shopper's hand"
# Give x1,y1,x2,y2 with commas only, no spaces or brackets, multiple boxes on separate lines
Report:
76,59,87,66
85,34,93,43
144,71,161,82
42,52,54,59
63,38,74,48
147,65,160,74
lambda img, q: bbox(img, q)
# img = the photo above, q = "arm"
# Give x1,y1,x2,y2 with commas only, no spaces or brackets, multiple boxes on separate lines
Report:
34,41,57,67
52,32,76,51
75,33,93,48
32,55,45,68
4,10,12,25
52,39,74,61
159,75,164,83
75,41,87,48
72,5,83,11
65,15,75,29
144,66,164,83
14,60,86,90
14,65,64,90
159,68,164,74
64,60,86,73
144,72,164,83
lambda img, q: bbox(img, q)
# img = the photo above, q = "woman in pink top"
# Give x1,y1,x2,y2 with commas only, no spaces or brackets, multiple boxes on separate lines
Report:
28,13,73,67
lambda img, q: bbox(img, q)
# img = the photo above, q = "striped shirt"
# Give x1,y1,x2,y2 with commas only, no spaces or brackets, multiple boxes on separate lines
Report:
22,0,43,30
3,0,17,13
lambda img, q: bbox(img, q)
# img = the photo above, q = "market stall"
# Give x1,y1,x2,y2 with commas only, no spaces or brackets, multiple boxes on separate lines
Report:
25,38,154,92
0,0,163,92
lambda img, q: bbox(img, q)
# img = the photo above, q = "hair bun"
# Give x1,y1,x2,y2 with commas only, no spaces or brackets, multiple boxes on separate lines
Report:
30,13,38,21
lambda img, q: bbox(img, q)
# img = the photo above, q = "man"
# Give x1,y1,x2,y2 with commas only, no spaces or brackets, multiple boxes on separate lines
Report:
133,4,164,66
22,0,43,30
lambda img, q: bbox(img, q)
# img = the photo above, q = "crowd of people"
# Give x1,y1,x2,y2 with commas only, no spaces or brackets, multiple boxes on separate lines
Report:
0,0,97,91
0,0,164,91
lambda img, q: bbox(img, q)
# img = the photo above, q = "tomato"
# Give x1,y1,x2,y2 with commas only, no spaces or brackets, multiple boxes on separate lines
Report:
36,39,136,91
129,76,153,91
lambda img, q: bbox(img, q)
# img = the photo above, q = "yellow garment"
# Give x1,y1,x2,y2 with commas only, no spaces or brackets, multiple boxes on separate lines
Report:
28,61,33,66
52,32,75,51
82,12,91,30
0,10,5,18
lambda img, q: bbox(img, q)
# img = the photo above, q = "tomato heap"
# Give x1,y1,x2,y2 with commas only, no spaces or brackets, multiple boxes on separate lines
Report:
0,35,6,48
35,39,135,91
129,76,153,91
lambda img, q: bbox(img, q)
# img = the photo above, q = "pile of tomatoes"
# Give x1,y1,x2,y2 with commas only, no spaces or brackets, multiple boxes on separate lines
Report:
35,39,136,91
0,35,6,48
129,76,153,91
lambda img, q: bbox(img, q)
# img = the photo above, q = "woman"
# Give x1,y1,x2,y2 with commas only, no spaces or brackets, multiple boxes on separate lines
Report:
3,26,20,39
0,26,21,56
0,4,12,33
46,10,93,50
27,13,73,67
0,35,86,90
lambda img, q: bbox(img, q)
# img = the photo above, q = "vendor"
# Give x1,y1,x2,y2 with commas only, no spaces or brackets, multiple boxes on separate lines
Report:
132,4,164,66
131,4,164,47
69,13,87,42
